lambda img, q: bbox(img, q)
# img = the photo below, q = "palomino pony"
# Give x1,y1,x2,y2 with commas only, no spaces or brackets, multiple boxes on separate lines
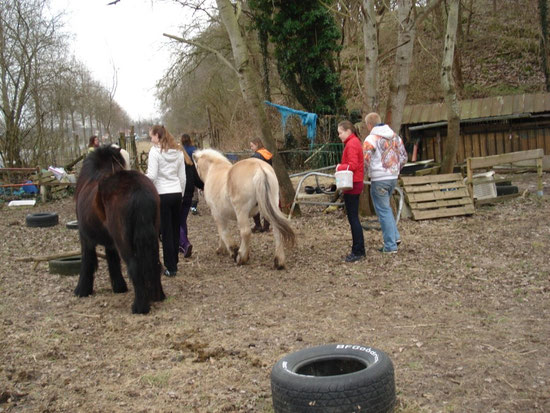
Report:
74,144,165,314
193,149,295,269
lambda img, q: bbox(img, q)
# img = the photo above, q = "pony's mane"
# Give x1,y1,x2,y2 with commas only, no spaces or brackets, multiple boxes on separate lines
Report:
194,148,231,165
76,144,126,198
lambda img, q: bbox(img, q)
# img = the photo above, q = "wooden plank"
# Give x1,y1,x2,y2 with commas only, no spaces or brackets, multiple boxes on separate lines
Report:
536,128,545,153
414,165,440,176
473,133,481,157
528,129,537,150
480,134,488,157
544,128,550,155
519,131,529,151
504,131,512,153
487,132,496,156
464,134,473,159
403,181,466,193
468,149,544,169
426,137,435,160
401,173,463,185
412,204,475,220
495,131,505,155
457,133,465,163
406,187,470,202
409,197,472,209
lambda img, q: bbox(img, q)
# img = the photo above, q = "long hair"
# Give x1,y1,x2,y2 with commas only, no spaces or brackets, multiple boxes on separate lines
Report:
338,120,357,136
88,135,98,148
151,125,178,152
181,133,193,147
250,137,265,149
180,134,194,165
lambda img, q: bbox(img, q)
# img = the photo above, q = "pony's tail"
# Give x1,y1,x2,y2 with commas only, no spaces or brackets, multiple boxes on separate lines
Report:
256,169,296,247
126,191,163,300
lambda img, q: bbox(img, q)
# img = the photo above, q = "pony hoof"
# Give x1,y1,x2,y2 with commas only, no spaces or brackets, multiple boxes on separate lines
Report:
274,258,285,270
236,254,249,265
112,283,128,294
74,286,93,297
230,246,239,261
132,302,151,314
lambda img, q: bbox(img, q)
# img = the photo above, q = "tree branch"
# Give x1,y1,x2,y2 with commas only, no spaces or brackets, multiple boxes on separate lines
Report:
163,32,238,76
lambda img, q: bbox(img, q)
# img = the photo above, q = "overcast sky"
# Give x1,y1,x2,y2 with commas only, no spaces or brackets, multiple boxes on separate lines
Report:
49,0,190,121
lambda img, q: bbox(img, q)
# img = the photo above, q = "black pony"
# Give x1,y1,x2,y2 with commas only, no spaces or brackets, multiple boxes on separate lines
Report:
74,145,165,314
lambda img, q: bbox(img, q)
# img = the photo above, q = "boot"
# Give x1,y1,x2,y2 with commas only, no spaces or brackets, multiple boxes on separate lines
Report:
251,213,263,233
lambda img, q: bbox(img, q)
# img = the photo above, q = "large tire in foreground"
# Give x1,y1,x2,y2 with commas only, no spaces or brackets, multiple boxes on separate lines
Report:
271,344,395,413
48,256,81,276
26,212,59,228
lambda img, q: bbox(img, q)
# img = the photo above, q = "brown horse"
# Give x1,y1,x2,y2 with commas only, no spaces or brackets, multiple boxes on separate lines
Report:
193,149,295,269
74,145,165,314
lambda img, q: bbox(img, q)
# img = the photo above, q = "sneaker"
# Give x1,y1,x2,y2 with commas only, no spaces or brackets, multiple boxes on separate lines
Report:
164,269,177,277
184,244,193,258
191,207,198,215
396,239,402,246
178,245,186,254
378,247,397,254
344,253,365,263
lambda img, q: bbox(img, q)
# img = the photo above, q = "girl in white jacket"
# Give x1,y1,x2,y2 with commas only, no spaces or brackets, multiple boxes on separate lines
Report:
146,125,186,276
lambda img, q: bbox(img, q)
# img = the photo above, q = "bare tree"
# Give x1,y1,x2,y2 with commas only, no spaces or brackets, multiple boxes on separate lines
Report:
164,0,297,211
440,0,460,173
385,0,443,133
0,0,62,166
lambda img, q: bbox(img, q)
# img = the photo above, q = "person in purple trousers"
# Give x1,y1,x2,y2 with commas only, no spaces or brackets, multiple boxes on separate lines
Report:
179,134,204,258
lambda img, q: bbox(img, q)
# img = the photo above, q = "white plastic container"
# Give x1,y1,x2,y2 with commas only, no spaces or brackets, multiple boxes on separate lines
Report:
335,168,353,191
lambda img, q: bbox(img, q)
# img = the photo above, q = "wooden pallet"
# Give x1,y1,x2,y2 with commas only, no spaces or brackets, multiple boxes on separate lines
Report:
400,173,475,220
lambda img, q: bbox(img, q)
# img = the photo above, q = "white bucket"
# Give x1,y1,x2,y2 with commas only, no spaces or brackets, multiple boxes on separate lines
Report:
335,169,353,191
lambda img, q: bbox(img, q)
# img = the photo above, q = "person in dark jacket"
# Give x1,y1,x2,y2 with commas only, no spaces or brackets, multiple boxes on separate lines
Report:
250,138,272,233
181,134,200,215
179,134,204,258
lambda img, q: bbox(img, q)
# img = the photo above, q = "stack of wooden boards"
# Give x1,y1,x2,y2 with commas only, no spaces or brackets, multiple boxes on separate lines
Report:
400,173,475,220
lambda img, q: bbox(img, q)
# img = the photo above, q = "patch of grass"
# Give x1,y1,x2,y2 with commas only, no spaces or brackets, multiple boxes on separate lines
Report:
140,372,171,388
407,361,423,370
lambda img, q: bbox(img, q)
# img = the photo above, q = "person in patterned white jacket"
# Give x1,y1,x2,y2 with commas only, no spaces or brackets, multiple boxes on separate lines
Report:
363,113,407,253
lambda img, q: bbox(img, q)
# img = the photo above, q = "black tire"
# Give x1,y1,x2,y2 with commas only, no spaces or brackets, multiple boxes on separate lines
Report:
66,220,79,230
48,256,81,276
495,180,512,187
26,212,59,228
496,185,519,196
271,344,395,413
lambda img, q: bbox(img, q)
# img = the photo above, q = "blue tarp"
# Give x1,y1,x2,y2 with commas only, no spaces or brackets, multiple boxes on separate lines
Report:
264,101,318,143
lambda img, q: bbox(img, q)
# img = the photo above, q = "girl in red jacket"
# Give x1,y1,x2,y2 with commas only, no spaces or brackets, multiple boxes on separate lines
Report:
336,120,365,262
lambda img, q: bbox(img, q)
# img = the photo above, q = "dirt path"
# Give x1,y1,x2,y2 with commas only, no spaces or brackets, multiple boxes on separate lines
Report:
1,176,549,412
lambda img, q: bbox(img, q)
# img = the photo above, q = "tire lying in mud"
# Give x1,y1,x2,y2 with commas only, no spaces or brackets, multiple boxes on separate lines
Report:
271,344,395,413
25,212,59,228
48,256,81,276
496,185,519,196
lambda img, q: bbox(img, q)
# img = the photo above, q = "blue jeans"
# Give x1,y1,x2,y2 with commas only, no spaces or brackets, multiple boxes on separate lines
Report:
343,193,365,256
370,179,400,251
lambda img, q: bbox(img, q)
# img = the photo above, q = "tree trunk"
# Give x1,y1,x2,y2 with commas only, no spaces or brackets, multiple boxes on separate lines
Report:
386,0,443,135
538,0,550,91
362,0,379,113
440,0,460,174
386,0,415,135
216,0,297,212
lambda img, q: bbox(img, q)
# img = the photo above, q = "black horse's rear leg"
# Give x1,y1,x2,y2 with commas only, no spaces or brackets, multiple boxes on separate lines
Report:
105,246,128,294
74,243,97,297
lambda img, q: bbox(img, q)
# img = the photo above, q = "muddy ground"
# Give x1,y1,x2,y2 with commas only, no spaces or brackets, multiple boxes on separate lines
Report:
0,172,549,412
